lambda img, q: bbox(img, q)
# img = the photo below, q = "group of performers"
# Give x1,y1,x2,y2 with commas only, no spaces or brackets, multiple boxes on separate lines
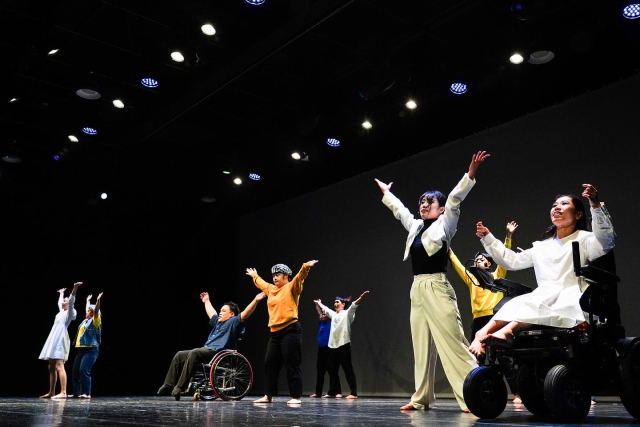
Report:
40,151,616,412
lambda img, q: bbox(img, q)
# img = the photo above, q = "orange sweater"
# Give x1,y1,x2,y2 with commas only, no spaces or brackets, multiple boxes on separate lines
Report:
253,263,311,332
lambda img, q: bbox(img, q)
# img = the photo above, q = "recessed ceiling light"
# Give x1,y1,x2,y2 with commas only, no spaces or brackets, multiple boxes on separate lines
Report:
326,138,340,147
201,196,216,203
112,99,125,109
362,121,372,129
68,135,79,142
222,170,231,175
233,178,242,185
8,98,19,103
141,78,159,88
450,83,467,95
101,193,108,200
246,0,266,4
528,50,554,64
76,89,101,100
249,173,261,181
201,24,216,36
1,155,22,163
171,51,185,62
405,100,417,109
623,4,640,19
291,152,302,160
82,127,97,135
47,49,60,56
510,53,524,64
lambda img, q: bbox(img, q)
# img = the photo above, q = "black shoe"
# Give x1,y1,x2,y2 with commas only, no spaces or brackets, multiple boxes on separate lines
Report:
157,384,173,396
171,386,184,397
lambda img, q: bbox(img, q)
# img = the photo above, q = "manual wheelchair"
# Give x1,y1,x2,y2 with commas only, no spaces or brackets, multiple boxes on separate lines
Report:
463,243,640,422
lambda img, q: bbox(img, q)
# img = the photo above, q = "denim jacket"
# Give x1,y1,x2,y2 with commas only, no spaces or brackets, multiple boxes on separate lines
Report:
77,317,102,347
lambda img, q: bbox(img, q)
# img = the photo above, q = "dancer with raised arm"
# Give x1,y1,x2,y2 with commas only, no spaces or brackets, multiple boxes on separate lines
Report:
70,292,103,399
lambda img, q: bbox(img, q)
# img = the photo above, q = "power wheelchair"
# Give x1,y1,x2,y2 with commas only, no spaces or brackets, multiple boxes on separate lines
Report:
462,243,640,422
174,331,254,401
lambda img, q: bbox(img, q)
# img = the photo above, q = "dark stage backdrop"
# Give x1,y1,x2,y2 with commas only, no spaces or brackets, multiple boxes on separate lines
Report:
2,74,639,398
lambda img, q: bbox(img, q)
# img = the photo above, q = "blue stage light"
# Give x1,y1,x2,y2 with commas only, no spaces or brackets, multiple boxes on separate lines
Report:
82,127,97,135
623,4,640,19
249,173,261,181
326,138,341,147
53,155,60,161
141,78,159,88
450,83,467,95
246,0,266,4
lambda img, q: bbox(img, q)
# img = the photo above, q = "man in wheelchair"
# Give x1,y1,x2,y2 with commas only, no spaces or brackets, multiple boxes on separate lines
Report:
461,186,640,422
157,291,265,398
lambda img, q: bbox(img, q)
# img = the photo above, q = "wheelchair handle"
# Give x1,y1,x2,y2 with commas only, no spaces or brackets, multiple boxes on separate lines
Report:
572,241,620,284
572,242,581,277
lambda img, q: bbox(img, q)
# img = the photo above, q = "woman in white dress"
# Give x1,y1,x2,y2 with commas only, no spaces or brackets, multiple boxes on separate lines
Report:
39,282,82,398
468,184,615,357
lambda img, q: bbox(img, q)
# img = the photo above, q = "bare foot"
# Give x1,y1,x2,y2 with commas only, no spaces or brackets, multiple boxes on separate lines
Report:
78,394,91,399
253,396,273,403
346,395,357,399
322,394,334,398
481,331,514,348
309,394,319,398
335,394,343,399
513,395,522,404
51,393,67,400
39,393,53,399
400,402,417,410
463,408,471,413
287,398,301,405
469,338,486,357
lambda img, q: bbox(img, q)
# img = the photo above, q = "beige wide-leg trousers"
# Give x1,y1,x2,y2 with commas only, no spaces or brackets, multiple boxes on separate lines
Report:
409,273,477,410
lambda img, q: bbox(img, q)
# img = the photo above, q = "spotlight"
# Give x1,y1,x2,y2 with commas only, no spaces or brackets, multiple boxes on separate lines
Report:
68,135,79,142
112,99,124,109
233,178,242,185
141,78,159,88
527,50,554,64
47,49,60,56
291,152,302,160
249,173,261,181
222,170,231,175
246,0,266,4
450,83,467,95
82,127,97,135
101,193,108,200
76,89,101,100
1,155,22,163
326,138,341,147
405,100,417,109
53,154,60,161
8,98,19,103
509,53,524,64
201,24,216,36
362,121,372,129
623,4,640,19
171,51,185,62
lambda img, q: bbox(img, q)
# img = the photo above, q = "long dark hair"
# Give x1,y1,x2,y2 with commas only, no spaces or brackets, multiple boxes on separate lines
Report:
542,194,590,239
418,191,446,207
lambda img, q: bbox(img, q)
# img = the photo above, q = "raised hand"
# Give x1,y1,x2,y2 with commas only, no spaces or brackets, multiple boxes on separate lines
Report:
359,290,370,300
476,221,490,239
87,294,93,302
468,151,490,180
374,178,393,194
246,268,258,278
57,288,66,294
306,260,319,267
96,292,103,301
313,299,321,304
582,184,601,208
200,292,210,303
506,221,518,238
255,292,266,301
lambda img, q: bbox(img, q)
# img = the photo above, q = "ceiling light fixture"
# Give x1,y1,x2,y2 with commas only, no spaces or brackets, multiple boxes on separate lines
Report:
291,152,302,160
47,49,60,56
405,100,417,109
623,4,640,19
101,193,108,200
53,154,60,161
112,99,125,109
450,83,467,95
8,98,19,103
326,138,341,147
1,155,22,163
201,24,216,36
246,0,266,5
233,178,242,185
141,78,159,88
82,127,97,135
528,50,554,64
510,53,524,64
76,89,101,100
362,121,372,129
249,173,261,181
171,51,185,62
222,170,231,175
68,135,79,142
201,196,216,203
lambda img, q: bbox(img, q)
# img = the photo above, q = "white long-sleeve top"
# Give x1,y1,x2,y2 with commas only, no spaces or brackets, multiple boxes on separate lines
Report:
318,301,359,349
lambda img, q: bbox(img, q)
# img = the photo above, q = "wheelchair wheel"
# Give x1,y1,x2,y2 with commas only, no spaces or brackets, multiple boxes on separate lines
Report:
463,366,507,419
517,363,550,417
209,351,253,401
619,340,640,420
544,364,591,422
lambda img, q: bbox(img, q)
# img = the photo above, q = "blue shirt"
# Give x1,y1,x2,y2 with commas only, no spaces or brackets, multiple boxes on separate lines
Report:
204,315,243,350
317,319,331,348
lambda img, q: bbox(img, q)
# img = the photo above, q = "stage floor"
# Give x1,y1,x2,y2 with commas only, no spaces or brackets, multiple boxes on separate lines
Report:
0,396,636,426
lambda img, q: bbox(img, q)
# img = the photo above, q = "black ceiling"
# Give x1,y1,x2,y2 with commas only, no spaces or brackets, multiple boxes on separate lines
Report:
2,0,640,218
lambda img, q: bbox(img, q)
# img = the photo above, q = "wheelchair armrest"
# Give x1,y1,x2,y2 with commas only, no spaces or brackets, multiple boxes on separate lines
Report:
577,265,620,285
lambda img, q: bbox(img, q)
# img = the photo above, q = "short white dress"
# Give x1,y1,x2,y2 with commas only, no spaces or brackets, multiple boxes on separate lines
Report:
481,204,615,328
39,294,77,361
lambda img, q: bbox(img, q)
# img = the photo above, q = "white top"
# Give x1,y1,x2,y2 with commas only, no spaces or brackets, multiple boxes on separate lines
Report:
481,204,615,327
318,301,359,349
382,173,476,260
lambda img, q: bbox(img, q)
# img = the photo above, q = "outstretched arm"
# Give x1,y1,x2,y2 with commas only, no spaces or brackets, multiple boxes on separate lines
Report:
200,292,216,319
315,299,336,318
314,299,324,318
70,282,82,297
582,184,616,259
353,291,370,306
57,288,66,310
93,293,103,320
495,222,518,279
246,268,271,292
240,292,266,321
467,151,490,180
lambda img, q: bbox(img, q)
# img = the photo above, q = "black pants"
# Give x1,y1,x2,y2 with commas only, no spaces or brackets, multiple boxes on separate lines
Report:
314,346,330,396
163,347,218,390
264,321,302,398
328,343,357,396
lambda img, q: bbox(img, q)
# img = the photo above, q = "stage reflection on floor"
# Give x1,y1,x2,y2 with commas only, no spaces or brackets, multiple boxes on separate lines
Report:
0,396,636,426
